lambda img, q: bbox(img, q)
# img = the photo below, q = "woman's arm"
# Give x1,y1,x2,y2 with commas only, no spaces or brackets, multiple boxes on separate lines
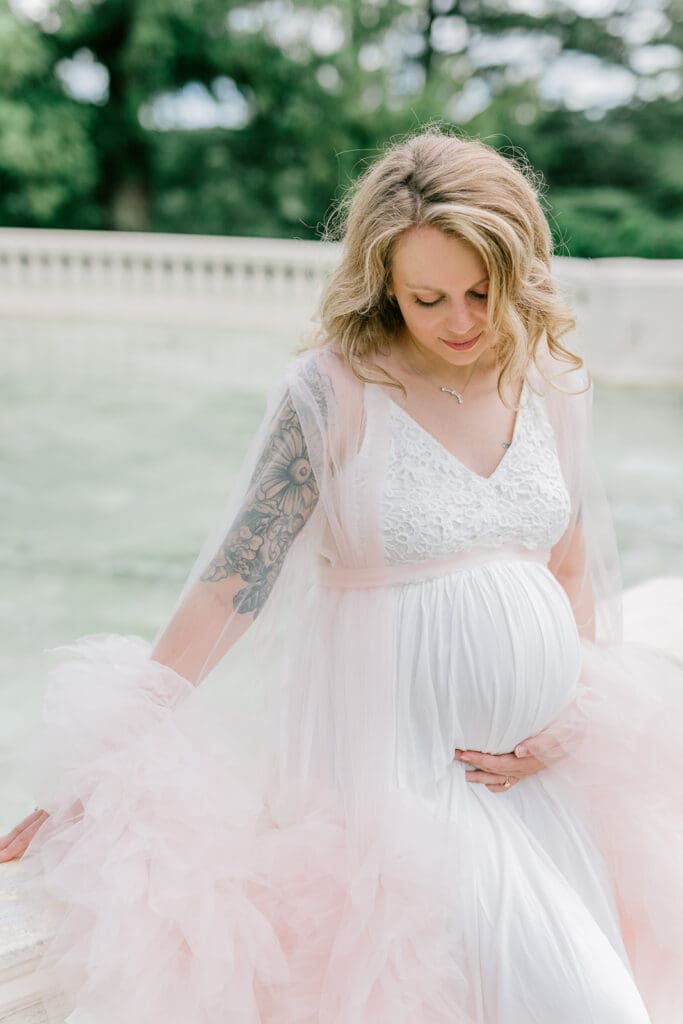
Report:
548,511,596,643
1,377,325,860
151,389,320,686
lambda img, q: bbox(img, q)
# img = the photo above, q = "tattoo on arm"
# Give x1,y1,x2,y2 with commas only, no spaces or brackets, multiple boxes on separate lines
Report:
199,385,323,619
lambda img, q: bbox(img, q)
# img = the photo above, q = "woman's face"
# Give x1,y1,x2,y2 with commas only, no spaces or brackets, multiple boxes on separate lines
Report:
389,225,497,371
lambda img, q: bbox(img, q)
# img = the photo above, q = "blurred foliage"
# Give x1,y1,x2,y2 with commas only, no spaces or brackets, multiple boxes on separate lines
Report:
1,0,682,255
0,2,97,224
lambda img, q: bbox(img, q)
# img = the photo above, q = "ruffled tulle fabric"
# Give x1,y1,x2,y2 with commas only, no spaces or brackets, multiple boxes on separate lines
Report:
19,634,476,1024
20,626,681,1023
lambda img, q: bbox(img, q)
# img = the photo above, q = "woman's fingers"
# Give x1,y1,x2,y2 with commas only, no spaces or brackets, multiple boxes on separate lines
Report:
455,748,544,777
2,808,45,841
0,809,49,862
456,749,521,772
0,812,33,848
454,746,545,795
464,769,513,786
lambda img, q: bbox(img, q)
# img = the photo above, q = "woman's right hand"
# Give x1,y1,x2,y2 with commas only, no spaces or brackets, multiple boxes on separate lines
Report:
0,808,49,862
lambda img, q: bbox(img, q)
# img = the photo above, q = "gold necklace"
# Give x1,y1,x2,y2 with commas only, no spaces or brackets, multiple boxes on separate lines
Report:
438,359,480,405
400,343,483,405
396,344,513,450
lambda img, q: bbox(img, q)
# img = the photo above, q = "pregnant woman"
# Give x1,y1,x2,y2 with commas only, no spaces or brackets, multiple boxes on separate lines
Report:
3,127,682,1023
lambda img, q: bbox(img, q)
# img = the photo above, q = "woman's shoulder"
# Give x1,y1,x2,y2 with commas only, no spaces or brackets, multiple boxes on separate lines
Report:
283,340,366,457
285,339,360,398
289,337,346,368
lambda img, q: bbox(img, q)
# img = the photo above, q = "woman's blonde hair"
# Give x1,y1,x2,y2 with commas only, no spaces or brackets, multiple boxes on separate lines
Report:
300,123,585,404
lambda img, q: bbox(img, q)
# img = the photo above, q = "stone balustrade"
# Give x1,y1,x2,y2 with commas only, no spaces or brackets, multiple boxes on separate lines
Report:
0,228,682,383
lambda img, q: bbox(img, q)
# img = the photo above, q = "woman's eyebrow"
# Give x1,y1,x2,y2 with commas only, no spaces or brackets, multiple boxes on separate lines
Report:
404,276,489,290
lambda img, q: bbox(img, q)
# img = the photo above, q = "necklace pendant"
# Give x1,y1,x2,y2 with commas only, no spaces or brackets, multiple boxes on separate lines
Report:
440,385,464,404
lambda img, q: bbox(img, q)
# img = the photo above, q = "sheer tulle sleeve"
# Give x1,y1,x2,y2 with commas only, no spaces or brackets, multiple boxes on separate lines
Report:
529,350,621,647
25,354,331,814
149,385,322,688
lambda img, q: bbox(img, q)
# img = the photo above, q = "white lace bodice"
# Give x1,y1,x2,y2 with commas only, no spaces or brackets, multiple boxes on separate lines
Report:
380,379,571,564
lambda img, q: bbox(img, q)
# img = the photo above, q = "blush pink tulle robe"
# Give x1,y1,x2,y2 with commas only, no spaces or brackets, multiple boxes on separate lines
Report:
16,340,683,1023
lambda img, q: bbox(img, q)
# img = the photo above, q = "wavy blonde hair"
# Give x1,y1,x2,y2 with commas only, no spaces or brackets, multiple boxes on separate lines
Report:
299,123,586,404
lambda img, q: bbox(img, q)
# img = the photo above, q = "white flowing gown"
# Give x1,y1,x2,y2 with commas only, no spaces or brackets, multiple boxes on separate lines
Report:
21,351,674,1024
374,380,651,1022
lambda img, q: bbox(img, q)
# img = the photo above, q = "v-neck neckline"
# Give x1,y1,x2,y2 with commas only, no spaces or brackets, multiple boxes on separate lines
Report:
384,378,528,483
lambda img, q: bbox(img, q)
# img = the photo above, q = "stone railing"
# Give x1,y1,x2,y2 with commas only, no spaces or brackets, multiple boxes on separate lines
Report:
0,227,682,382
0,228,335,329
0,861,67,1023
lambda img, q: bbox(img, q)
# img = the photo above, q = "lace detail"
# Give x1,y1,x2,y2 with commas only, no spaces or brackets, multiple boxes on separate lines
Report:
380,381,571,564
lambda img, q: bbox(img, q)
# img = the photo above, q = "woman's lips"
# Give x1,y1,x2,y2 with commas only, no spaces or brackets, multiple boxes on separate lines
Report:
440,332,482,351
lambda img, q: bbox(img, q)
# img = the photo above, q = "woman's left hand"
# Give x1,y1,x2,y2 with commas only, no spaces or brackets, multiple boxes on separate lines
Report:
453,742,545,793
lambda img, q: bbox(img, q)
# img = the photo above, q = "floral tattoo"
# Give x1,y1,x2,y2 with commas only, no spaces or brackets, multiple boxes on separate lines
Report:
200,368,329,618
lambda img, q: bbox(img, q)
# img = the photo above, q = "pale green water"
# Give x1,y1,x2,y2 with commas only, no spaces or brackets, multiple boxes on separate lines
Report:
1,317,682,832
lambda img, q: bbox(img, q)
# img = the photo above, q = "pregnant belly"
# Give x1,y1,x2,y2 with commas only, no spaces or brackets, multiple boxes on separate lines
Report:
393,559,582,787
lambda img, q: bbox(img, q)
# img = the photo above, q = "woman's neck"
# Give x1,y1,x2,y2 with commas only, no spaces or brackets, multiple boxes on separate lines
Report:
390,329,501,389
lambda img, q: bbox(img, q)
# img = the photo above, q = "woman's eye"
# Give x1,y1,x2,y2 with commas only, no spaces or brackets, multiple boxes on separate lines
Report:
414,292,488,308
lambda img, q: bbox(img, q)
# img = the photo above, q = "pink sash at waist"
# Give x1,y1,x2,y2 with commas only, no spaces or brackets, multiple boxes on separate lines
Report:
316,544,551,589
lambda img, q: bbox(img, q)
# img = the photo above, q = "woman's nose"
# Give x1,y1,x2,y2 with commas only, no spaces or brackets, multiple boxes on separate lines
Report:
444,301,476,335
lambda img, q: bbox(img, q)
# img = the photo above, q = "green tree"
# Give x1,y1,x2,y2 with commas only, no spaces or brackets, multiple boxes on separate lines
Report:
0,0,96,226
2,0,682,256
